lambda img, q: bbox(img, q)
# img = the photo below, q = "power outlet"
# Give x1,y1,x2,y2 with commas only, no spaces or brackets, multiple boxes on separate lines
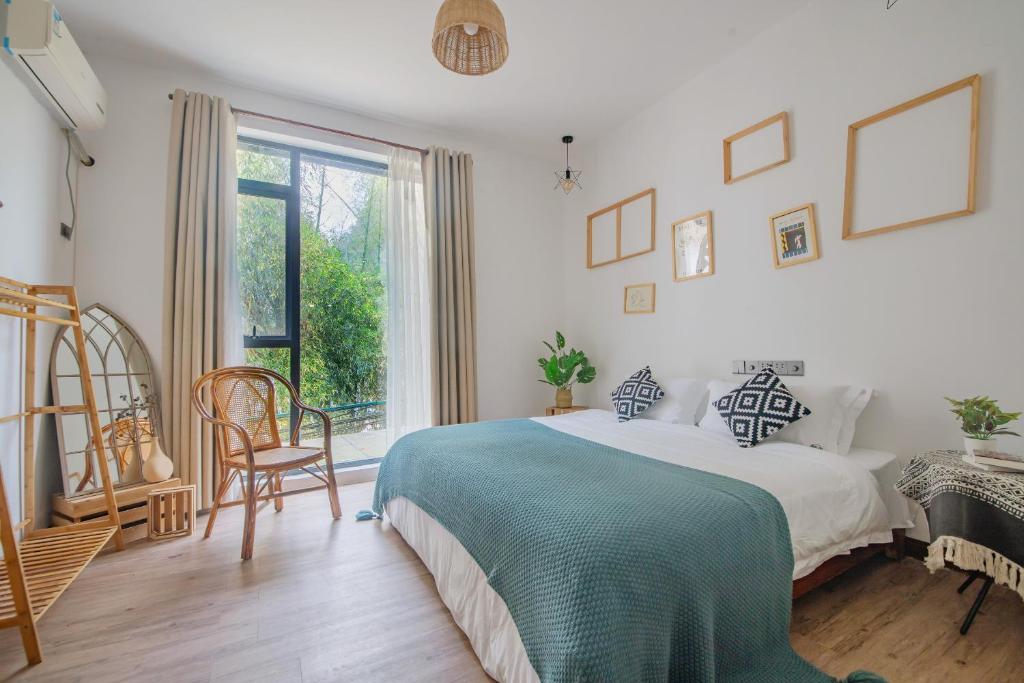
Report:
732,360,804,376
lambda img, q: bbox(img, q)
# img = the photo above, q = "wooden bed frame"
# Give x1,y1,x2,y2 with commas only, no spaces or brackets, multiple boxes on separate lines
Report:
792,529,906,599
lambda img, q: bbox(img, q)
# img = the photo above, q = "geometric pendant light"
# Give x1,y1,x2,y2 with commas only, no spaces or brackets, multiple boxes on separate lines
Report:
433,0,510,76
554,135,582,194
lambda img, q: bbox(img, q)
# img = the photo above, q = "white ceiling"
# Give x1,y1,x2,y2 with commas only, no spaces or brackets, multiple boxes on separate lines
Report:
57,0,809,155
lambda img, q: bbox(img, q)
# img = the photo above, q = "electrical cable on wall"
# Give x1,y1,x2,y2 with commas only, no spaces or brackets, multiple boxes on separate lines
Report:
63,132,77,241
62,129,95,283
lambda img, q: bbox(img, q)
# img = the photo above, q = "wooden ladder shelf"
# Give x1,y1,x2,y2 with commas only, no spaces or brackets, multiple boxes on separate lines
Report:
0,276,124,665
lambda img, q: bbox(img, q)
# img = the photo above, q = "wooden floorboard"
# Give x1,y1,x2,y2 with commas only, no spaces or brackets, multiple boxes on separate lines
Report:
1,482,1021,681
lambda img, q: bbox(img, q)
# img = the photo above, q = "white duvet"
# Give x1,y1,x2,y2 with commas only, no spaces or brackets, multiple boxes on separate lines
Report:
384,410,897,681
531,409,893,579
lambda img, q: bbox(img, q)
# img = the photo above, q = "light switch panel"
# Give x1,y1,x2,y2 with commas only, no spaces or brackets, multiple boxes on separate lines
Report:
732,360,804,376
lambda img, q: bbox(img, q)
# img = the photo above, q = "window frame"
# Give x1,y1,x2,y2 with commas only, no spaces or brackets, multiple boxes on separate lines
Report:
236,135,388,442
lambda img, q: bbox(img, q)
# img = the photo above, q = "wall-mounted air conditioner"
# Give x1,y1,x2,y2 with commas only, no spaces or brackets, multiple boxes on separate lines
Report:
2,0,106,130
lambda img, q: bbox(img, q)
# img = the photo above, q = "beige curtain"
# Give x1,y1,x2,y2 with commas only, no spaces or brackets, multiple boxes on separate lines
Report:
424,147,477,425
161,89,240,508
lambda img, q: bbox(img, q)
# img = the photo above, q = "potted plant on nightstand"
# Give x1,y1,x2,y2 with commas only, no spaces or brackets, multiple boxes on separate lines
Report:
945,395,1020,462
538,331,597,408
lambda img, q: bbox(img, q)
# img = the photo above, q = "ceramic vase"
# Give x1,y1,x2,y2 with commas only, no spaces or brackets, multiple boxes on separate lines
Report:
143,440,174,483
963,436,996,464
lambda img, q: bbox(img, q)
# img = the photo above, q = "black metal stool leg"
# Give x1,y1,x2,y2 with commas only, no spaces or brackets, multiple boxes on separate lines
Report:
960,576,994,635
957,571,979,594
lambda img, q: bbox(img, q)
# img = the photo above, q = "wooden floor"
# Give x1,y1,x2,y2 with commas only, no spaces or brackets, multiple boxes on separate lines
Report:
2,483,1022,682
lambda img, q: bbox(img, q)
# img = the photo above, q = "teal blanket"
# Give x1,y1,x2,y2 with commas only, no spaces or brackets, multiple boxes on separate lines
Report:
373,419,881,683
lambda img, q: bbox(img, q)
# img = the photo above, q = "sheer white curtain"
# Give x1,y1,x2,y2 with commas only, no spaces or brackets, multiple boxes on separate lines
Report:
385,148,436,445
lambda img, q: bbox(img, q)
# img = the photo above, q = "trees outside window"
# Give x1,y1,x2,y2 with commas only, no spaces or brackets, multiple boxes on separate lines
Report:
236,139,387,458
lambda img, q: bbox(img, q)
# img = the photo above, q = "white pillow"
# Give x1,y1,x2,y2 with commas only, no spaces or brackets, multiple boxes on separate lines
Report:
697,380,738,437
639,377,709,425
698,379,872,455
774,384,872,456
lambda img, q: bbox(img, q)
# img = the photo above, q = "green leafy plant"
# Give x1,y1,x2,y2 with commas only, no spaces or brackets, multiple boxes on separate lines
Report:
944,396,1021,440
537,331,597,390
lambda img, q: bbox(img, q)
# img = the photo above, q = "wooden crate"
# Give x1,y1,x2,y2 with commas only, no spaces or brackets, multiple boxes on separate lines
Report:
148,485,196,540
52,478,182,546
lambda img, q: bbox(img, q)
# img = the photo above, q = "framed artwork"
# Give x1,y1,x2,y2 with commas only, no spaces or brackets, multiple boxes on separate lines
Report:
723,112,791,185
842,74,980,240
587,188,656,268
671,211,714,282
623,283,656,314
769,203,819,269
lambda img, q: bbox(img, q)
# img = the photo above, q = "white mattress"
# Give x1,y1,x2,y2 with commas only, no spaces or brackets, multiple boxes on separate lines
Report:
844,446,916,531
385,410,902,682
532,409,893,578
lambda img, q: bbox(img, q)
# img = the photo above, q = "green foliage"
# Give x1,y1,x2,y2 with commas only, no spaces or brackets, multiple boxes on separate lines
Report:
537,331,596,390
237,194,287,335
237,145,387,414
945,395,1021,440
299,220,385,407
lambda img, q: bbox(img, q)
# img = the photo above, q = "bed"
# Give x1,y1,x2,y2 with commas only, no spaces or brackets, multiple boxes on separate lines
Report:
373,409,901,682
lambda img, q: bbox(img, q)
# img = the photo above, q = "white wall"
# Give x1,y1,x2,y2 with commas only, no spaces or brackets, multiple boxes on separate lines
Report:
74,55,565,427
561,0,1024,491
24,0,1024,541
0,59,76,526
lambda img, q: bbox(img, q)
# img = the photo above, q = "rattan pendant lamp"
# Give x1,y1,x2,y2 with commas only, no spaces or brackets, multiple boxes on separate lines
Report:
432,0,509,76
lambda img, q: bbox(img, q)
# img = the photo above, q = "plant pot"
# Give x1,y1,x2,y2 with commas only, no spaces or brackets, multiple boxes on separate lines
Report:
142,440,174,483
555,388,573,409
963,436,997,463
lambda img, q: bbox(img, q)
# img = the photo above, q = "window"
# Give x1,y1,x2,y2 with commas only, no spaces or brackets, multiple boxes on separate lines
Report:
236,138,388,466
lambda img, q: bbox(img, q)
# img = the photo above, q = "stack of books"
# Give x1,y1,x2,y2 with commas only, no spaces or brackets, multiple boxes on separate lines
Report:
971,449,1024,473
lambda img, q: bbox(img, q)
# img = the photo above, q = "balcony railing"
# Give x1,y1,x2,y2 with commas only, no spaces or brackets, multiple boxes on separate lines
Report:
277,400,385,441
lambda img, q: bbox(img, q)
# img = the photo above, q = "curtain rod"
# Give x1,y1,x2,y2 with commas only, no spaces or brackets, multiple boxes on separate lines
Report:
166,92,427,155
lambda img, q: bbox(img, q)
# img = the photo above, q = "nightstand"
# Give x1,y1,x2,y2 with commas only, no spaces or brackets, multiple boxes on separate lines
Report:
544,406,588,416
896,450,1024,634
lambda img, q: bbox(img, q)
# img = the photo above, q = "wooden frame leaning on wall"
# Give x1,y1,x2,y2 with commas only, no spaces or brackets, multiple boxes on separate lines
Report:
841,74,980,241
723,111,791,185
586,188,656,268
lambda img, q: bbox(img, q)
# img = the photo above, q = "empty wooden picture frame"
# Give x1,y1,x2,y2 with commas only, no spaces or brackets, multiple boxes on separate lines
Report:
587,188,656,268
623,283,656,314
671,211,714,282
769,203,819,269
842,74,980,240
723,112,791,184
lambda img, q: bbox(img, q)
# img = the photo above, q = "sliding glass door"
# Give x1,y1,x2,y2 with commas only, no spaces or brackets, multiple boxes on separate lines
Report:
236,137,388,466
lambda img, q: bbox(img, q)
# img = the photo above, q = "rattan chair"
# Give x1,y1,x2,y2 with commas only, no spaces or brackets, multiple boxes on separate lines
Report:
191,366,342,560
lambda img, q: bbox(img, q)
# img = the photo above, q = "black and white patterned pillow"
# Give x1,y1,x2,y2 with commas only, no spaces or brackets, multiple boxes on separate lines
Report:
611,366,665,422
714,368,810,448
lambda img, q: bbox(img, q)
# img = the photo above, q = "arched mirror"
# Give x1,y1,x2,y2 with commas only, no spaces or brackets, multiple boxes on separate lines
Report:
51,304,162,498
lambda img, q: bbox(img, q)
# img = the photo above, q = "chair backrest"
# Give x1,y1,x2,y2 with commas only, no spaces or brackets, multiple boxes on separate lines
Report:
193,367,286,458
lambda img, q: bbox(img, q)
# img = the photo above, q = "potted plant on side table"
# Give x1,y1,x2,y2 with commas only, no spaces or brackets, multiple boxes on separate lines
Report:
945,395,1020,463
538,331,597,408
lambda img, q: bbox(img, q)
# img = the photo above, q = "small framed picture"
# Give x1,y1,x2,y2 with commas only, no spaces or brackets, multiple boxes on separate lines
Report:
623,283,656,314
671,211,714,282
769,203,820,269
